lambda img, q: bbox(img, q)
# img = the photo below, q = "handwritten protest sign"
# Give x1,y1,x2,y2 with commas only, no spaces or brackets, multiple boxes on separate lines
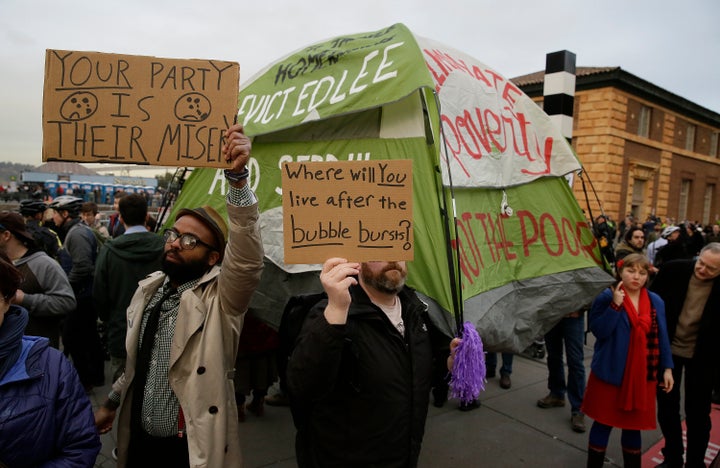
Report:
282,159,413,264
42,49,239,167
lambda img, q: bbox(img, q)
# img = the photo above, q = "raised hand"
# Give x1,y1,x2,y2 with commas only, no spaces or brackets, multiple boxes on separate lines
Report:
320,257,360,324
611,281,625,307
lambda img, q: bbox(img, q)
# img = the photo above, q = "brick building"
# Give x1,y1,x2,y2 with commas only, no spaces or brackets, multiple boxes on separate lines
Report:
513,66,720,227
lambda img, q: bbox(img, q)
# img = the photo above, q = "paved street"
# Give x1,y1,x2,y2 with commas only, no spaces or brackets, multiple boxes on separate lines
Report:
89,339,674,468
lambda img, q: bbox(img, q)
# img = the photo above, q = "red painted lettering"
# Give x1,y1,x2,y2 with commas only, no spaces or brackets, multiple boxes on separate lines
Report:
518,210,539,256
539,213,563,257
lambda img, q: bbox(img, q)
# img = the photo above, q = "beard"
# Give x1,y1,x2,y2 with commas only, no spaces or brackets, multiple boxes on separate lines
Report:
161,249,212,284
360,261,407,294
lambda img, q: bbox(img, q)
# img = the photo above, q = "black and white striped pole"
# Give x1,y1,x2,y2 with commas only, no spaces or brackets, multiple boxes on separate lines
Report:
544,51,612,273
527,51,583,357
543,50,576,144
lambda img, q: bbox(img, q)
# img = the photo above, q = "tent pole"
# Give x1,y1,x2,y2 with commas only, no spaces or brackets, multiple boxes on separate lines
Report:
431,91,465,336
578,170,614,274
156,167,189,232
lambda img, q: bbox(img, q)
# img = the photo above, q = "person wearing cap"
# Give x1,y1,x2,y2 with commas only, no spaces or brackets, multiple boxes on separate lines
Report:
94,123,264,468
650,243,720,468
0,212,76,348
654,225,691,269
19,199,61,260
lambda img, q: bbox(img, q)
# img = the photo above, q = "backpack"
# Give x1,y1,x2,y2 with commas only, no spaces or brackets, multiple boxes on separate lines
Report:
78,224,99,263
26,224,61,260
89,227,107,252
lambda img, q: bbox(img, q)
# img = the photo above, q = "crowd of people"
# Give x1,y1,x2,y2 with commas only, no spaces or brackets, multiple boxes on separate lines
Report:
1,125,720,468
605,213,718,267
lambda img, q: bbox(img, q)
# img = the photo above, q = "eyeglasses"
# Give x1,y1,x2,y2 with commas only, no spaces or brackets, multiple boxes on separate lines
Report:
163,228,217,251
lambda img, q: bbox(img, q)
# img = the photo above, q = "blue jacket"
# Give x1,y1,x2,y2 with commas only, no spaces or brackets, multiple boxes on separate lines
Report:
588,288,674,386
0,333,101,467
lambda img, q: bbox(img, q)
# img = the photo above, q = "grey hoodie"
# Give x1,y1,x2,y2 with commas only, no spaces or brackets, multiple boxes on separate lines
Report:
14,250,76,347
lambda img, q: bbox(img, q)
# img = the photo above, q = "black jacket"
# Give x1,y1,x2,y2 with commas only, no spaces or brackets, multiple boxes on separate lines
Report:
654,239,691,268
649,258,720,374
286,284,447,468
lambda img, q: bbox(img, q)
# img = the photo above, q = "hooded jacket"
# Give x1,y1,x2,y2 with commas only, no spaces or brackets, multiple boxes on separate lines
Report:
93,230,164,358
0,310,101,467
13,250,76,346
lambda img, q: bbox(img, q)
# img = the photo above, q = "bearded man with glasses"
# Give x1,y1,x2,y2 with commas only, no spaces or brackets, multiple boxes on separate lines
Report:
94,124,264,468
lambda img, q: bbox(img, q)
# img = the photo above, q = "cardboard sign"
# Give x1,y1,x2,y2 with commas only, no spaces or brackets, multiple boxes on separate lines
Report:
42,49,239,168
282,159,413,263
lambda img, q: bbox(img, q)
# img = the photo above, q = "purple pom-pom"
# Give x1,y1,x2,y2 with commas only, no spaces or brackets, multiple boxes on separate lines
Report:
449,321,485,404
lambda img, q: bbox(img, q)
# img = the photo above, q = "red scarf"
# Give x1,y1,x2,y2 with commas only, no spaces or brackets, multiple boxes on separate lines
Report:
618,287,652,411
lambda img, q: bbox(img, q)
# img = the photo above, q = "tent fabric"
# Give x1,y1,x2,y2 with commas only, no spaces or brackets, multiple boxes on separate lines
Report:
247,258,321,329
163,23,612,350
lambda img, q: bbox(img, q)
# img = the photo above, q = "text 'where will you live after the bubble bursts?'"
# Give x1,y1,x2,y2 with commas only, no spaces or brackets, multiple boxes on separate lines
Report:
281,159,414,264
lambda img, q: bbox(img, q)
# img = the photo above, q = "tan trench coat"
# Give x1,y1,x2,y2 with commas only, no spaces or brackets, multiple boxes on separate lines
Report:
112,203,263,467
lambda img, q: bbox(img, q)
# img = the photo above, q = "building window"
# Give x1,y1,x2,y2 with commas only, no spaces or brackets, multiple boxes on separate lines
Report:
679,180,691,221
685,124,696,151
711,132,719,158
704,185,715,225
638,106,651,138
631,179,646,220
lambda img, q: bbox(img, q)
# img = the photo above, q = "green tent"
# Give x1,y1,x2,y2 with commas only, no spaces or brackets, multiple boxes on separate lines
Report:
164,23,612,351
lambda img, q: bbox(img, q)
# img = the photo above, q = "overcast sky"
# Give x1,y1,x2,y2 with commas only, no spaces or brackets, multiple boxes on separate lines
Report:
2,0,718,168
